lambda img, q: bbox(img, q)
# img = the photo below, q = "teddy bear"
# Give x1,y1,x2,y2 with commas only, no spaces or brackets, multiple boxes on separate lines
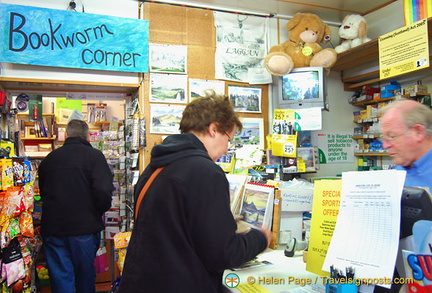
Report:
264,12,337,76
335,14,371,53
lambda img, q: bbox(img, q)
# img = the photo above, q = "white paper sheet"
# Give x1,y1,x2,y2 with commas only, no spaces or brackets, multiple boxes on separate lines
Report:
323,170,406,288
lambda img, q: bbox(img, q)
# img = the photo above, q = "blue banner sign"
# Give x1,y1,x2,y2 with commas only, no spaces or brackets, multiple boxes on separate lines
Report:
0,3,149,73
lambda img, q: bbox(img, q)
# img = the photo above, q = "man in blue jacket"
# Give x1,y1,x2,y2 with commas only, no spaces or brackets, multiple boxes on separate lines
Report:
38,119,114,293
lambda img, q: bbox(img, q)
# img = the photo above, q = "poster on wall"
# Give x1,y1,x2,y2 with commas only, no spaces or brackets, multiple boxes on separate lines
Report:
228,85,261,113
0,3,149,73
214,11,270,84
149,104,185,134
314,132,355,164
235,117,264,149
378,18,429,80
188,79,225,101
150,73,188,104
149,43,187,74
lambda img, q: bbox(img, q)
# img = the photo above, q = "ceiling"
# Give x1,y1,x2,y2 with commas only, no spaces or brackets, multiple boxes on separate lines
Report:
145,0,398,25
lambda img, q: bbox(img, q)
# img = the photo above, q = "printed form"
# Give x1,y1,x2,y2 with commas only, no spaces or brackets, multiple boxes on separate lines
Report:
323,170,406,288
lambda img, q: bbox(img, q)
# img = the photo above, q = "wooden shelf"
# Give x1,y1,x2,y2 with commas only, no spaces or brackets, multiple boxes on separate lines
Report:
332,39,379,72
355,153,388,156
24,152,51,158
0,77,138,95
94,121,124,126
21,137,56,141
351,97,395,106
17,113,55,117
332,17,432,91
352,135,382,139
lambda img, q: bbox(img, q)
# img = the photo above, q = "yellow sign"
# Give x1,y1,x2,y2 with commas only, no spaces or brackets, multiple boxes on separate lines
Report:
378,18,429,79
306,179,342,276
271,134,297,158
273,109,299,121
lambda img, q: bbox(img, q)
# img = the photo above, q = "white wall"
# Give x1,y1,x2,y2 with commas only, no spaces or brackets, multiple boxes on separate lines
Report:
3,0,415,178
267,0,412,179
365,0,404,39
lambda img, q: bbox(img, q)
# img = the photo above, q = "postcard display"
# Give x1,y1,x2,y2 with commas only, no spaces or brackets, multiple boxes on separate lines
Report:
97,96,145,241
90,123,127,241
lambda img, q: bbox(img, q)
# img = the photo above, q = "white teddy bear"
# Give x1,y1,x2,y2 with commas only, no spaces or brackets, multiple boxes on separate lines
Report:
335,14,371,53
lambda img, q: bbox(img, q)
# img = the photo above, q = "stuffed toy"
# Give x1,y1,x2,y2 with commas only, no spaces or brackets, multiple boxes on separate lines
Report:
335,14,371,53
264,12,337,76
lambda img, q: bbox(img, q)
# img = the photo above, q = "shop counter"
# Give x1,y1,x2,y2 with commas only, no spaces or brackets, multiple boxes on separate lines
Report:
223,249,325,292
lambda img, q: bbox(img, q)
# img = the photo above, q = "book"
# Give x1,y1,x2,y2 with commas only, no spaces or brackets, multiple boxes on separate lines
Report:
39,120,48,137
239,182,275,230
226,174,249,215
43,115,53,137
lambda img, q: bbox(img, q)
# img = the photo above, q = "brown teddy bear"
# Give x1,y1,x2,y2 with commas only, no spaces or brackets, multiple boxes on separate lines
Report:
265,12,338,76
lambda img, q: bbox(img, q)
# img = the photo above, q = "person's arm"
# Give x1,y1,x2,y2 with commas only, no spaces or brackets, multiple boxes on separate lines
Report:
188,169,269,271
91,152,114,213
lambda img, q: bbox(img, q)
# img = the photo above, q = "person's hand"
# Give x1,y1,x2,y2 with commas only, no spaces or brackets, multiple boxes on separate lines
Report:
235,216,251,234
260,226,272,247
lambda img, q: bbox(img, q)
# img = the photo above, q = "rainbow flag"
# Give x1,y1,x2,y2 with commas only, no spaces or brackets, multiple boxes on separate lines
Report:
404,0,432,25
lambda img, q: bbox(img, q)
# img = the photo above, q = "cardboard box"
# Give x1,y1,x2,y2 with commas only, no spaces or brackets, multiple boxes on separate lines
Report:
404,84,428,95
0,141,14,157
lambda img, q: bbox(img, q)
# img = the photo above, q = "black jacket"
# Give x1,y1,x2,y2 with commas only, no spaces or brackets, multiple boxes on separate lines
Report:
38,137,113,236
119,133,267,293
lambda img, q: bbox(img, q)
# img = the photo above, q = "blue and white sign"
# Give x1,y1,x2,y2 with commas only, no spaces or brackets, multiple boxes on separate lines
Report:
0,3,149,73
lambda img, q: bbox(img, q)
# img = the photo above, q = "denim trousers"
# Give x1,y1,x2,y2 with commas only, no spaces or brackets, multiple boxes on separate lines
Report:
42,232,101,293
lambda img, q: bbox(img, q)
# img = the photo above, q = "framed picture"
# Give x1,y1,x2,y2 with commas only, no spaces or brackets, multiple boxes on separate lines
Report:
149,43,187,74
150,73,188,104
235,117,264,149
228,84,262,113
150,104,185,134
188,78,225,101
296,147,316,172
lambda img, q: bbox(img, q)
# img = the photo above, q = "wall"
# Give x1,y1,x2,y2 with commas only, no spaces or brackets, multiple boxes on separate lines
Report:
267,15,358,179
141,2,270,165
2,0,419,179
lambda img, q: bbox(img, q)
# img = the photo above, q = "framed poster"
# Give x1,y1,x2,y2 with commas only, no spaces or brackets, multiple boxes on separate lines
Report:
149,43,187,74
150,73,188,104
150,104,185,134
235,117,264,149
228,85,262,113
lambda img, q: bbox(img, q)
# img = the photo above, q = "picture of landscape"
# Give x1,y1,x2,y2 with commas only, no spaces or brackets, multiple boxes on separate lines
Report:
150,104,185,134
150,73,187,104
235,118,264,149
149,43,187,74
239,183,274,229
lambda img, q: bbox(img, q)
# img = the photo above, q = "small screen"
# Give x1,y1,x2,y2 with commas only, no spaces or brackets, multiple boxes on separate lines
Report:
282,71,320,101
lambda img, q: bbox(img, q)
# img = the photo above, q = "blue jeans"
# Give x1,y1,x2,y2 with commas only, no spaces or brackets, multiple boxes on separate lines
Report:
42,233,101,293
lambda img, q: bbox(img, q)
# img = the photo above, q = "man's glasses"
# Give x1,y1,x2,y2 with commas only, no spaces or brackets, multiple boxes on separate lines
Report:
381,128,412,142
223,131,233,144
